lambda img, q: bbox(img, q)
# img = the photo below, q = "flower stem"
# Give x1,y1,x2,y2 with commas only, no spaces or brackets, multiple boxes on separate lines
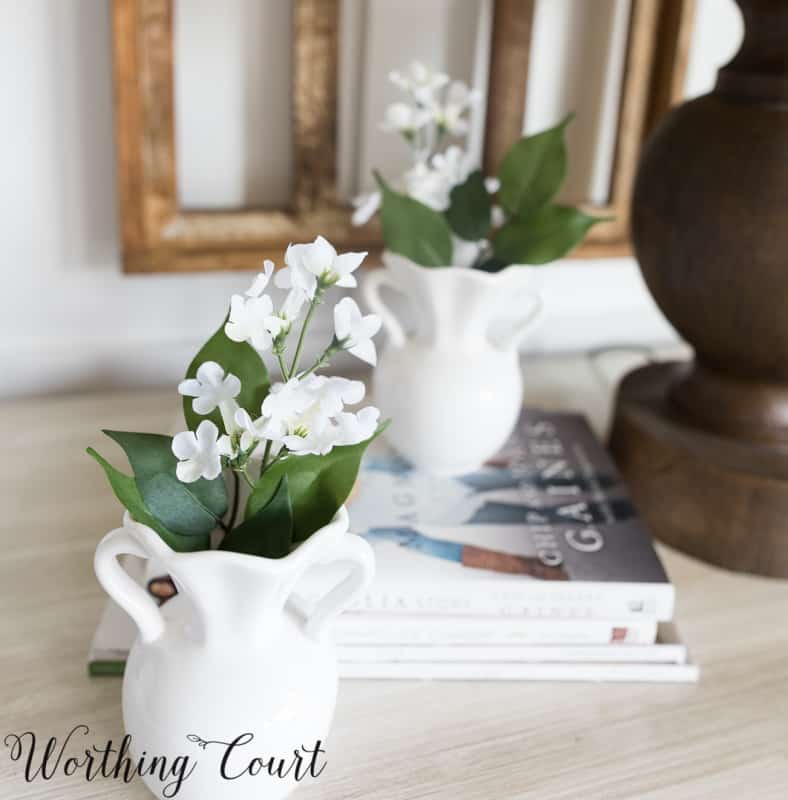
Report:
289,295,320,377
237,467,255,489
257,450,287,479
276,351,290,381
298,360,326,380
227,471,240,532
261,439,272,469
297,341,341,379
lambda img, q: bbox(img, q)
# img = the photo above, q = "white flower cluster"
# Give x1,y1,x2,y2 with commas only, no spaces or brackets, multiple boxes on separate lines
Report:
236,375,379,456
384,62,480,139
174,365,380,483
171,237,382,483
353,62,483,228
224,236,376,357
353,61,499,265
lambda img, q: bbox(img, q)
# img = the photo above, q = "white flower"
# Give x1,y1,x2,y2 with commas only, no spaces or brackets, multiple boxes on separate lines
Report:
389,61,449,104
225,294,276,351
402,162,449,211
234,408,269,452
334,297,381,366
260,377,316,440
282,416,339,456
353,146,480,226
491,204,506,228
285,403,379,456
402,147,473,212
172,420,232,483
431,145,473,187
269,289,307,340
238,372,377,458
485,177,501,195
351,191,381,226
381,102,432,134
259,374,370,447
275,235,367,300
178,361,241,415
304,374,366,417
245,259,275,298
433,81,481,136
281,289,306,322
335,406,380,446
274,255,313,300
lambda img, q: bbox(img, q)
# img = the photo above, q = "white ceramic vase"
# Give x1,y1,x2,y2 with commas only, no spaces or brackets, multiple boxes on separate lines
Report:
362,252,543,475
94,507,373,800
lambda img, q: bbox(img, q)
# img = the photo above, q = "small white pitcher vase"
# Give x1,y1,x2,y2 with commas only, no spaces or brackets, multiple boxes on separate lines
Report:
362,252,543,475
94,507,373,800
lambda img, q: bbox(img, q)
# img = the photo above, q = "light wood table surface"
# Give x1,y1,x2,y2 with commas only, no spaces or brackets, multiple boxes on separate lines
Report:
3,354,788,799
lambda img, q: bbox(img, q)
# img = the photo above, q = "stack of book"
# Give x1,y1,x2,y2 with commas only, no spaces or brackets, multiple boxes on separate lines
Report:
90,410,698,682
293,410,697,682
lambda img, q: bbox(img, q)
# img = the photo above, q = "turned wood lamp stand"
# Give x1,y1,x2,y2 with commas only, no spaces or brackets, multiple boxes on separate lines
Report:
610,0,788,576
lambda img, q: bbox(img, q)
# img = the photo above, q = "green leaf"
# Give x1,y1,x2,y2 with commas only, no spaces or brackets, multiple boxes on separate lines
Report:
375,172,453,267
220,475,293,558
183,316,270,434
87,448,210,552
246,422,389,543
493,205,606,265
498,114,573,217
474,257,508,273
103,430,227,538
89,660,126,677
445,170,492,241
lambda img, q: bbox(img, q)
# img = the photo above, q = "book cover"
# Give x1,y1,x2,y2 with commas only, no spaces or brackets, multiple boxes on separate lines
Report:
296,410,674,620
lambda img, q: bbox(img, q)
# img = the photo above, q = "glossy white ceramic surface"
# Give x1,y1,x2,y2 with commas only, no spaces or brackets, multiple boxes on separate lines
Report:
363,253,543,474
94,508,374,799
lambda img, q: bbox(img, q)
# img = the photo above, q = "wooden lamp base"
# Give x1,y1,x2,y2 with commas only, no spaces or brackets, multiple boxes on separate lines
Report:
616,1,788,577
610,362,788,577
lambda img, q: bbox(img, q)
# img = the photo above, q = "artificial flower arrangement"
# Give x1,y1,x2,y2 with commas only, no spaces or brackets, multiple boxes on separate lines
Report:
88,238,384,558
353,61,606,269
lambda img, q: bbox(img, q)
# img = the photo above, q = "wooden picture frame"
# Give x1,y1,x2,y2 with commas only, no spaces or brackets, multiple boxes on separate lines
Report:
114,0,380,273
113,0,695,273
483,0,696,259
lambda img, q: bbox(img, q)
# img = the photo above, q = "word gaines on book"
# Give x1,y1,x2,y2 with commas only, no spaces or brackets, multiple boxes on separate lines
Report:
3,725,326,798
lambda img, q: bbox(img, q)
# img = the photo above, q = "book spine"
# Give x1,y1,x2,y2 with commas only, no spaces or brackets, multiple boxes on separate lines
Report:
337,641,686,664
337,661,700,682
344,582,675,621
333,616,658,646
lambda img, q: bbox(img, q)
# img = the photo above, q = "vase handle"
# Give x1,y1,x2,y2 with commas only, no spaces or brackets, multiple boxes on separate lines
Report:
290,508,375,643
495,290,544,351
94,515,171,644
362,269,406,348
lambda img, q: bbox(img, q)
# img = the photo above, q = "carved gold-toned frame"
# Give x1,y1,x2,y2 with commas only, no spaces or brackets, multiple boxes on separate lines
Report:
113,0,695,272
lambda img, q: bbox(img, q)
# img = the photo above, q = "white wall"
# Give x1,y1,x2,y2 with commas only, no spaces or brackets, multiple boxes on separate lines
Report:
0,0,740,399
685,0,743,99
175,0,294,208
1,1,256,397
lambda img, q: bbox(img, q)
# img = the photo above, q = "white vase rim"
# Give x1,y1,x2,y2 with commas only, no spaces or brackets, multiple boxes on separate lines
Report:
123,505,349,575
382,250,541,285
